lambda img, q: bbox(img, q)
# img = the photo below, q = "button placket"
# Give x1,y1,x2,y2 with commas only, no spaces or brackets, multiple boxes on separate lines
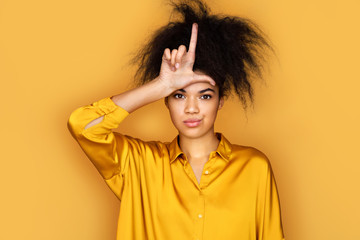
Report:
193,191,205,240
200,156,215,189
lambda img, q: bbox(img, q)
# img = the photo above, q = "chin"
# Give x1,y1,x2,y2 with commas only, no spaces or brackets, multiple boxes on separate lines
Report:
177,127,214,139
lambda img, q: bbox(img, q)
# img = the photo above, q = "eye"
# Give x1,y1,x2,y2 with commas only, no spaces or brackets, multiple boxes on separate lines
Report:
174,93,185,99
200,94,212,100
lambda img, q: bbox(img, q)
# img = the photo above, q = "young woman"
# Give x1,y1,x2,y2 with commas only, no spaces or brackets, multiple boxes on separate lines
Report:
68,1,285,239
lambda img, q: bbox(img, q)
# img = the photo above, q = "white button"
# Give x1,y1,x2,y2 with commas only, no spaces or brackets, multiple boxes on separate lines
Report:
204,170,209,174
198,214,203,218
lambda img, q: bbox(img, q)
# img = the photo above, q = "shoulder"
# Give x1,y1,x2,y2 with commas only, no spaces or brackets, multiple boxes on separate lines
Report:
228,144,275,186
230,143,272,171
113,132,168,154
218,133,270,168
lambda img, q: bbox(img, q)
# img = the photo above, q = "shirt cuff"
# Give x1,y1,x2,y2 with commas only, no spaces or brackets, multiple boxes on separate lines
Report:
81,97,130,138
92,96,129,116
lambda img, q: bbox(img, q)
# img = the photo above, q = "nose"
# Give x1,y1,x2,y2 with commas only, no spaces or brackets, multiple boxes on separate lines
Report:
185,97,199,113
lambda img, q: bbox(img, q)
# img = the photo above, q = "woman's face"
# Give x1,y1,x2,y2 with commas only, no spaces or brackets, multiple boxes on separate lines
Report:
166,77,224,139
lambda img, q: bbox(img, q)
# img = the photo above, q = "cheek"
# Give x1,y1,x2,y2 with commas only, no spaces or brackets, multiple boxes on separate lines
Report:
168,103,183,121
208,109,219,121
202,101,220,115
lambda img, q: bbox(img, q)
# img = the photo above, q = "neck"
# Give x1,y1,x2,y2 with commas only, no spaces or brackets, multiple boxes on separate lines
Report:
179,131,220,164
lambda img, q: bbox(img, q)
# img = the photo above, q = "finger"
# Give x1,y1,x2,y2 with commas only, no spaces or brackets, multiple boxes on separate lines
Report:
193,73,216,86
188,23,198,55
171,49,178,67
163,48,171,61
175,45,187,68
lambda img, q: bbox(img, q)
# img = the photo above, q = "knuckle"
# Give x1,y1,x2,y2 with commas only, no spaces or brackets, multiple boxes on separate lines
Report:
176,54,182,60
179,45,186,50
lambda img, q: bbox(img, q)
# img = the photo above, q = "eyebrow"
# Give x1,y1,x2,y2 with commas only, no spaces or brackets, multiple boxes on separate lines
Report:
178,88,215,94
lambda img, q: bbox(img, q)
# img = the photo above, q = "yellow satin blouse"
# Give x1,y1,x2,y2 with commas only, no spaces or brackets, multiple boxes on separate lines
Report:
67,96,285,240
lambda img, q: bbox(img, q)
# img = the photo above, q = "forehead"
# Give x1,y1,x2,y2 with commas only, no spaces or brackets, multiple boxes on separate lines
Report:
179,82,219,94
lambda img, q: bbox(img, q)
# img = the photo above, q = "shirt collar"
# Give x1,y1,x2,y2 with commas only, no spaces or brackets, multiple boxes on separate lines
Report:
168,132,232,164
169,135,184,164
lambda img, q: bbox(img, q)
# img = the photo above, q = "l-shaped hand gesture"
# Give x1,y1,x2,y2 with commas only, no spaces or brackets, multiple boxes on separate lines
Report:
158,23,215,92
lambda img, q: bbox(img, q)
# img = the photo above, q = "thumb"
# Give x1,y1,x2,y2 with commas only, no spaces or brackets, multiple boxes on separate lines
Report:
192,73,216,86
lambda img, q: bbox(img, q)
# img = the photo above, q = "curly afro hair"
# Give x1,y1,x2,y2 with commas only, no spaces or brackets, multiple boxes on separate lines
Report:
131,0,272,108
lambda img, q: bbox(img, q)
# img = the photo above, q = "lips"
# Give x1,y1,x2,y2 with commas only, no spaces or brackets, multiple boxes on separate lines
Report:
183,119,202,127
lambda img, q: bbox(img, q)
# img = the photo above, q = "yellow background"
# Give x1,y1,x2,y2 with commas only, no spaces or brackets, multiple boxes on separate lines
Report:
1,0,359,239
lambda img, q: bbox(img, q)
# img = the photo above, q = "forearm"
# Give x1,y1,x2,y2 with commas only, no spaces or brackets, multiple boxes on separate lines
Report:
111,76,172,113
84,77,171,130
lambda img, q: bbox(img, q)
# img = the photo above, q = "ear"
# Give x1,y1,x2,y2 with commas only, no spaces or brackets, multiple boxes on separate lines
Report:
164,97,169,109
218,97,224,110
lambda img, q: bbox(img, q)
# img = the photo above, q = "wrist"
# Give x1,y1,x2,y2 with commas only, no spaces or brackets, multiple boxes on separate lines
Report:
152,76,175,97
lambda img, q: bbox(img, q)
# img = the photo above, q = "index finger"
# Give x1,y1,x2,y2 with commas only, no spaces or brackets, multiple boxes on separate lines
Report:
188,23,198,55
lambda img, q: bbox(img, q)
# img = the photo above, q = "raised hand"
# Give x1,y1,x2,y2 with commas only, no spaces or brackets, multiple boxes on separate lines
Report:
109,23,217,113
158,23,216,92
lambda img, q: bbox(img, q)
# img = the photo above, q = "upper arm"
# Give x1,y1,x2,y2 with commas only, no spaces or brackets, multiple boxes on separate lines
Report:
252,151,285,240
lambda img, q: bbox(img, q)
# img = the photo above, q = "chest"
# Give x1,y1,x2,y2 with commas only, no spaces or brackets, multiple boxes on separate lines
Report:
190,163,205,184
183,154,224,186
152,160,257,239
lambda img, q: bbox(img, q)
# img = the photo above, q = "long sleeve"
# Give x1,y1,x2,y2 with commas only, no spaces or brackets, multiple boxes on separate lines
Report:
256,159,285,240
67,97,132,199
